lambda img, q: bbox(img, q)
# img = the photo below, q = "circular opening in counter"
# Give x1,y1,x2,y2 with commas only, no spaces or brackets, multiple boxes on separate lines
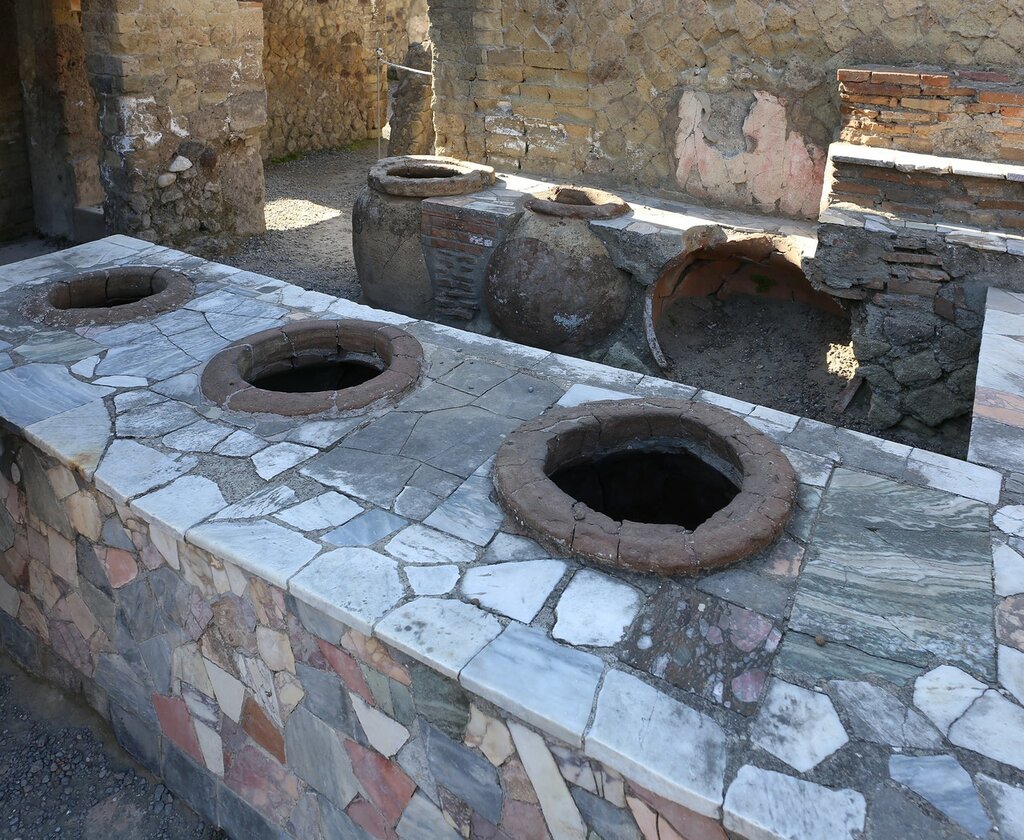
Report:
368,155,497,197
493,398,797,575
552,447,740,530
524,185,630,220
201,318,424,416
25,266,194,326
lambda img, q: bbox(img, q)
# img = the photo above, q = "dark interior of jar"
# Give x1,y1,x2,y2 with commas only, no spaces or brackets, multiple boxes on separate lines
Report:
551,443,740,529
248,352,384,393
387,164,462,179
49,273,167,310
551,188,597,206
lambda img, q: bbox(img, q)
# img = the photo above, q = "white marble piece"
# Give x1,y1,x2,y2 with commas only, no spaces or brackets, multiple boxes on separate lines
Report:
779,446,833,487
132,475,227,535
553,570,641,647
0,363,114,428
24,399,111,479
376,598,502,679
289,548,404,636
995,505,1024,538
204,657,245,722
913,665,987,733
214,429,267,457
162,420,231,453
508,721,588,840
71,356,100,378
194,721,224,776
285,418,360,448
723,765,866,840
95,336,195,380
116,399,197,438
94,440,197,504
275,492,362,531
976,775,1024,840
461,623,603,747
1000,644,1024,706
350,694,409,757
187,519,319,588
751,680,848,773
482,533,549,563
251,442,317,480
465,706,514,767
213,485,297,520
586,669,727,818
256,626,295,674
94,375,149,388
904,448,1002,504
461,560,566,623
385,524,476,566
406,565,460,595
556,383,633,407
696,389,756,417
948,689,1024,771
890,754,991,837
423,475,504,546
994,541,1024,597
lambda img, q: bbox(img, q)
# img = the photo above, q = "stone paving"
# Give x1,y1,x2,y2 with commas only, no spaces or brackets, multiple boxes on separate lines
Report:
0,236,1022,840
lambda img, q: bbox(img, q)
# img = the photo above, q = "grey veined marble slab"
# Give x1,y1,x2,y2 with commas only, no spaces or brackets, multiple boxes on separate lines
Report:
791,469,995,680
0,364,114,428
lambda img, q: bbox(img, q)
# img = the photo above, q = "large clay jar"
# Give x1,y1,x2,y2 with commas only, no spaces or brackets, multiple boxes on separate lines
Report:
352,155,496,318
485,185,631,353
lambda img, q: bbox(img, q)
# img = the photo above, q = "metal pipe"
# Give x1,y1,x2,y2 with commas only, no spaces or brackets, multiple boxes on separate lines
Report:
378,60,433,77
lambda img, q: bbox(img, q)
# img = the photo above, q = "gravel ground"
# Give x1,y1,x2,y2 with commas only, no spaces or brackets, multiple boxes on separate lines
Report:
220,144,379,300
0,654,221,840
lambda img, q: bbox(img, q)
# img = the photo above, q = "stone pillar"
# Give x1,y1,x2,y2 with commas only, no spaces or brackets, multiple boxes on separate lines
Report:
0,0,33,239
13,0,103,240
81,0,267,252
387,42,434,156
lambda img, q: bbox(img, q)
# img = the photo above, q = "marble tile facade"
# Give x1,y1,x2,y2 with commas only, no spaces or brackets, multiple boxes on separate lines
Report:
0,236,1021,840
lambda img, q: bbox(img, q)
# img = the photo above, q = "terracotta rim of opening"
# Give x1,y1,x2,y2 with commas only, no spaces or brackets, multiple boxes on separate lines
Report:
200,318,424,416
492,398,797,575
368,155,497,198
23,266,194,327
524,185,631,220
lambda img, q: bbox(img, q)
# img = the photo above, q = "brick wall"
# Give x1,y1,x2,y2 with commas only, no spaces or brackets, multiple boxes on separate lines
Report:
839,66,1024,162
420,201,510,324
830,159,1024,234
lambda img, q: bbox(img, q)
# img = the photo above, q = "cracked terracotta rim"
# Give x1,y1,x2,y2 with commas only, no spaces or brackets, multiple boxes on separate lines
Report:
24,266,194,327
493,398,797,575
524,185,630,220
368,155,496,198
200,318,424,416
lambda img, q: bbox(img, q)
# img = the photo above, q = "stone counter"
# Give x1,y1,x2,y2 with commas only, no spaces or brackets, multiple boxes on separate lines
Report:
0,236,1022,840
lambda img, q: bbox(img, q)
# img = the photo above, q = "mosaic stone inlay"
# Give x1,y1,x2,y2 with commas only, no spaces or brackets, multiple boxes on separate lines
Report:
619,587,781,715
0,235,1020,840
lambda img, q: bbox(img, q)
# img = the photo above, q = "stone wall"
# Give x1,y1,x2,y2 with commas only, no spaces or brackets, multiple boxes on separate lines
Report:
809,223,1024,430
0,0,33,240
0,430,725,840
81,0,267,252
262,0,425,161
429,0,1024,220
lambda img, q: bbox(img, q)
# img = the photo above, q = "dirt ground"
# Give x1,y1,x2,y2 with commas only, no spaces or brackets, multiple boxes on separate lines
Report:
656,294,969,458
222,144,379,300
